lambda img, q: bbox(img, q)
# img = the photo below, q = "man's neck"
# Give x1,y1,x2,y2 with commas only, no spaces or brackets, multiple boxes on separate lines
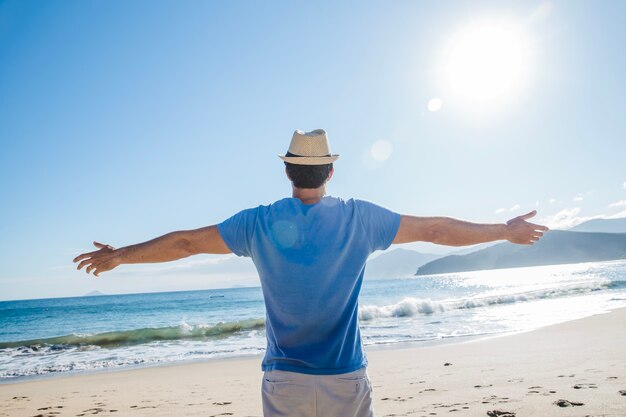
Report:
292,185,326,205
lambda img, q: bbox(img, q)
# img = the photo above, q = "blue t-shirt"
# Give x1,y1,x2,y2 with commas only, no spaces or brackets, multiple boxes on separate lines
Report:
217,196,401,375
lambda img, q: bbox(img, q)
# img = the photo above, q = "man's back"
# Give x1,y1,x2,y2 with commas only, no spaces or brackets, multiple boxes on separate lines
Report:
73,128,547,417
217,196,401,374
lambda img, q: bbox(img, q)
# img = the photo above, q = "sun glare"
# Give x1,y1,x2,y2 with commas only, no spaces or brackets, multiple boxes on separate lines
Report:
445,22,529,102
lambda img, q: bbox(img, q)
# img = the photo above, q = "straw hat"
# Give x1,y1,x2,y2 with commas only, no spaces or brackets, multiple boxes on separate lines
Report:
278,129,340,165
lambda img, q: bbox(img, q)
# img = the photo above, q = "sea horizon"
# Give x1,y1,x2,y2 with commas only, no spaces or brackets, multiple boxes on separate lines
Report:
4,257,625,303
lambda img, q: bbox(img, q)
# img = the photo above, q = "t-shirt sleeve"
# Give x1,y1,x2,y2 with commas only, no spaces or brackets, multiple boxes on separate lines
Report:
354,199,402,252
216,207,259,257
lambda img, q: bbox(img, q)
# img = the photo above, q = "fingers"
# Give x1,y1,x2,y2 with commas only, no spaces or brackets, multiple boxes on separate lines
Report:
73,254,87,263
81,261,104,277
78,257,115,276
74,242,114,266
94,241,115,250
73,250,99,263
526,222,549,232
92,262,114,277
519,210,537,220
77,259,92,271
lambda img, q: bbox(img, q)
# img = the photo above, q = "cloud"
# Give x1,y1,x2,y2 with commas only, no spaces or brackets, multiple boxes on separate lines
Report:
549,198,556,204
494,208,507,214
608,200,626,208
623,181,626,190
540,208,603,230
535,201,540,207
510,204,520,212
573,194,584,202
608,209,626,219
541,206,626,229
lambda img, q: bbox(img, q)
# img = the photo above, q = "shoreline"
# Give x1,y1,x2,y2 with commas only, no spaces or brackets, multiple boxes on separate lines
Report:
0,333,493,386
1,307,625,416
0,313,595,386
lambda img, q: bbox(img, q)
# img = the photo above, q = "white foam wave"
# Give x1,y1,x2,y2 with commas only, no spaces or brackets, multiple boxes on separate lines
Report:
359,298,444,320
359,279,613,321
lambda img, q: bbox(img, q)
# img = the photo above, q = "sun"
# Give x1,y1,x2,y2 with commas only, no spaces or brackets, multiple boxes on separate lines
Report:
445,21,529,102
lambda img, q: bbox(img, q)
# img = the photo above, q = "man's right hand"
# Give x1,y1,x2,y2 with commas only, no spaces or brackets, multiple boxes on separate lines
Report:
73,241,121,277
72,225,232,278
505,210,549,245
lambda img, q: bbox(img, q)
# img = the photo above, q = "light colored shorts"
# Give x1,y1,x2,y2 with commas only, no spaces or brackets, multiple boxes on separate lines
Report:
262,367,374,417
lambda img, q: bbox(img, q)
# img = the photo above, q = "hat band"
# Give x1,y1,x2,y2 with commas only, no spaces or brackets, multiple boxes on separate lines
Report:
286,151,332,158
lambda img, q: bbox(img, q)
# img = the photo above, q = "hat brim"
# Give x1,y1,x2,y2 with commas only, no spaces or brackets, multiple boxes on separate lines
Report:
278,154,340,165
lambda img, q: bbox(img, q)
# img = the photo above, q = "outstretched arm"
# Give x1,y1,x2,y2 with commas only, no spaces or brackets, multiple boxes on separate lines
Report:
392,210,548,246
73,225,231,277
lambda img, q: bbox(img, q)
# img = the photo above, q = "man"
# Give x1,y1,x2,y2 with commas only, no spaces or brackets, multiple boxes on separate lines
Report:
74,129,548,417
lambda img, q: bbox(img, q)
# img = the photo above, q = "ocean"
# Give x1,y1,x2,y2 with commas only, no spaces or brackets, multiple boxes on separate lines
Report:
1,260,625,381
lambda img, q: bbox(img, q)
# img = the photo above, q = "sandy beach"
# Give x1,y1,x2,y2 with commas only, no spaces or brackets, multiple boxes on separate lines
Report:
1,308,625,417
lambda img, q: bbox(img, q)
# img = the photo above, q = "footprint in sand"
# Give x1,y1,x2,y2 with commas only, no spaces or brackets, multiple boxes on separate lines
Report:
619,390,626,396
482,395,511,404
526,386,557,396
474,384,493,389
487,410,516,417
554,399,584,407
81,407,105,414
573,383,597,389
212,401,232,406
36,406,63,411
433,402,469,410
381,396,413,402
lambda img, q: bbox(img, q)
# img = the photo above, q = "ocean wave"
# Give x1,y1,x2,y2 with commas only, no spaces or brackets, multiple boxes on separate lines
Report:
0,357,154,379
359,279,621,321
608,279,626,289
360,299,444,320
0,318,265,350
2,280,624,351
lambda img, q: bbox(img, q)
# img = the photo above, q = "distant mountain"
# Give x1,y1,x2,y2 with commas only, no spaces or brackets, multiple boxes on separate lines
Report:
365,248,440,279
84,290,106,297
569,218,626,233
447,241,501,256
415,230,626,275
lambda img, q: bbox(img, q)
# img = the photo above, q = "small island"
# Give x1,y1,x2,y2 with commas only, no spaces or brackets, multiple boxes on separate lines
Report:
83,290,106,297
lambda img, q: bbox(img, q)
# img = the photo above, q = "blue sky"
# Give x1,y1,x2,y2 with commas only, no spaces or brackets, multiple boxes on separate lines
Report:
1,0,625,300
